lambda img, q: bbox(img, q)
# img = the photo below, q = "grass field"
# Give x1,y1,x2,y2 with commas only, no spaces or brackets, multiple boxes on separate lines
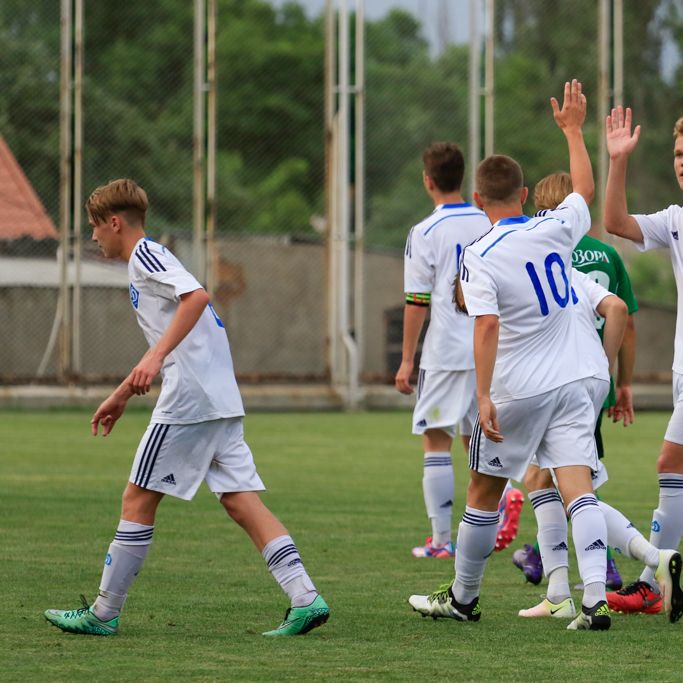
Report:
1,409,679,681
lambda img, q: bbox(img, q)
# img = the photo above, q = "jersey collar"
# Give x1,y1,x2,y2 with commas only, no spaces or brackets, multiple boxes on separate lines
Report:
436,202,471,210
495,215,531,227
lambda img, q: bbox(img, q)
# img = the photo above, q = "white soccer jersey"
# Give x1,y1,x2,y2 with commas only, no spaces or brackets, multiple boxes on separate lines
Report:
460,192,592,401
571,270,610,383
128,237,244,424
404,202,491,370
633,205,683,374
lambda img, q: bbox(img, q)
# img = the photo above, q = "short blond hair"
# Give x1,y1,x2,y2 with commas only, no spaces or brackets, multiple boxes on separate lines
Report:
86,178,148,225
674,117,683,139
533,172,573,211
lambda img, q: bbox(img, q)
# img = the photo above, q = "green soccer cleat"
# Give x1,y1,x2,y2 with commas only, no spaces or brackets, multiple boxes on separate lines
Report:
262,594,330,636
44,596,119,636
566,600,611,631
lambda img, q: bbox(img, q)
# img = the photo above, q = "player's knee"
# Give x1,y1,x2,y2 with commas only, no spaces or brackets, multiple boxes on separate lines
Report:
220,491,250,525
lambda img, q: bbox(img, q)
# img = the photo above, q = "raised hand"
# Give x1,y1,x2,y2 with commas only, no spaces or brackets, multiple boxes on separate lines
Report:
551,79,587,132
606,106,641,159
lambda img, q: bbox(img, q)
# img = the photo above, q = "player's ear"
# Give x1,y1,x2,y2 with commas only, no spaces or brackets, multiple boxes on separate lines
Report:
473,191,484,209
423,172,434,192
110,214,122,232
520,186,529,205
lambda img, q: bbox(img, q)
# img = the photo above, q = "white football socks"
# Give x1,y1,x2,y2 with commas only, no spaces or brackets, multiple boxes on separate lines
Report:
262,535,317,608
452,506,498,605
92,519,154,621
640,473,683,590
529,488,570,603
567,494,607,608
422,452,454,547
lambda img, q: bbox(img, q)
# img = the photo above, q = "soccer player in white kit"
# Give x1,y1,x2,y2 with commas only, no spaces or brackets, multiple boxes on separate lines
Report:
517,270,682,621
602,108,683,616
44,179,329,637
409,80,630,631
395,142,495,558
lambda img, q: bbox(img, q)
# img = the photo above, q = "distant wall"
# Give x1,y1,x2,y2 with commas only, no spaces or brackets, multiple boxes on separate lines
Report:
0,238,675,384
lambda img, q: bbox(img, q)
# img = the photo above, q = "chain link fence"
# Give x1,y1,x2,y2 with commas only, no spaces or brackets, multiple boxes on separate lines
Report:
1,0,682,395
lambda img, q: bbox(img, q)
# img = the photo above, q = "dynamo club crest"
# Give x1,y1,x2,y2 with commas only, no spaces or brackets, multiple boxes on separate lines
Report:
129,283,140,309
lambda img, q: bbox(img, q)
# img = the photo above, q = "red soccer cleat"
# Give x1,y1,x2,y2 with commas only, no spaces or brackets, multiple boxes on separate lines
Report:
606,580,663,614
495,487,524,551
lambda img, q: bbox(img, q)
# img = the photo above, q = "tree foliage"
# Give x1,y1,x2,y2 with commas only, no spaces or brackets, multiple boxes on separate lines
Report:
2,0,683,275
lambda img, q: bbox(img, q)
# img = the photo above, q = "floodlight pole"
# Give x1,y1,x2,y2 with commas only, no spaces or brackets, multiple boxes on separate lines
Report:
72,0,84,376
193,0,207,283
206,0,217,298
468,0,481,199
597,0,610,236
484,0,494,157
59,0,73,380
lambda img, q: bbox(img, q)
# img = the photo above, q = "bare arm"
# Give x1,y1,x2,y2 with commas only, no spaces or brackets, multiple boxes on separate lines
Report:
474,314,503,442
604,106,644,242
595,295,628,374
395,303,428,394
551,79,594,203
610,314,636,426
128,287,211,395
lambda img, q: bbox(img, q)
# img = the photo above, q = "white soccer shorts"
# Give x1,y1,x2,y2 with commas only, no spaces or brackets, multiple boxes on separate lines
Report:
469,377,609,481
129,417,265,501
664,371,683,445
412,368,478,438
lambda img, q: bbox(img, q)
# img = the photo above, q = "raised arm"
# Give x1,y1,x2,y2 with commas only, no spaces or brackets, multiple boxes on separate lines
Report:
551,79,594,204
604,106,643,242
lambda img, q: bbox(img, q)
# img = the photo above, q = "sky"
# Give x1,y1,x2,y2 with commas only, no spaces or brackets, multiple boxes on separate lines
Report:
269,0,472,51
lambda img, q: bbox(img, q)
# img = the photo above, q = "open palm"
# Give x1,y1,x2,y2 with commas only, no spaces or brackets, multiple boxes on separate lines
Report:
606,106,641,158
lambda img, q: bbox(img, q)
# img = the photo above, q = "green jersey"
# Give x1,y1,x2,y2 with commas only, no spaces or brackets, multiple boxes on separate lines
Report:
572,234,638,406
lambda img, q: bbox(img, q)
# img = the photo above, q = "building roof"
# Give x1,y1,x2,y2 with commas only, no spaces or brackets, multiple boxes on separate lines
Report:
0,135,58,240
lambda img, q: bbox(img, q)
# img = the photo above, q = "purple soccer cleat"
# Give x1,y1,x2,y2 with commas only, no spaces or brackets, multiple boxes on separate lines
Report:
512,544,543,585
606,557,623,591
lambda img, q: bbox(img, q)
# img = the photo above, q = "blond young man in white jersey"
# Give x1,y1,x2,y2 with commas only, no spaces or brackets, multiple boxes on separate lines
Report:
410,80,637,631
44,180,329,637
602,108,683,616
395,142,497,559
517,271,681,621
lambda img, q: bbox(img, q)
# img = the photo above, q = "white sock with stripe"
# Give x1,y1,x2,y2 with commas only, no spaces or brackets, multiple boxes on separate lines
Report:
529,488,570,602
262,535,317,608
92,520,154,621
422,452,454,546
452,506,498,605
567,494,607,608
640,473,683,590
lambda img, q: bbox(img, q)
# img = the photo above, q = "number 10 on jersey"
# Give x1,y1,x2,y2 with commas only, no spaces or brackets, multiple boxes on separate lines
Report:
525,252,577,316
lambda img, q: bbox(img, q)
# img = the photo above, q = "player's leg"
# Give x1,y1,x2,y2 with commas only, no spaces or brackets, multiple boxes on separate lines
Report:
45,421,177,636
411,370,475,558
540,379,610,630
555,465,610,631
598,500,683,622
208,418,328,636
44,482,164,635
413,427,455,556
517,464,575,618
408,470,507,621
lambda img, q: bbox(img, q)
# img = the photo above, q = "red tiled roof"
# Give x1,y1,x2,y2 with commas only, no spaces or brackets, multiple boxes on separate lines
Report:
0,135,58,240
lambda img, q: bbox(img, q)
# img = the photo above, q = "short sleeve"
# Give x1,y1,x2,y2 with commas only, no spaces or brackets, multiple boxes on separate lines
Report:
460,247,499,317
404,228,434,293
550,192,591,244
611,250,639,314
633,206,678,252
132,240,202,301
